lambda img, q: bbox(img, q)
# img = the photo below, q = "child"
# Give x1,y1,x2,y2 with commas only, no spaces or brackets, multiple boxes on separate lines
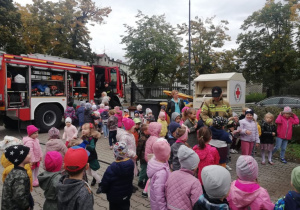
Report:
147,139,171,210
101,142,134,210
23,125,43,187
81,123,102,192
238,109,260,155
260,112,277,165
92,104,101,126
101,106,109,138
158,111,168,137
76,101,85,131
251,113,261,156
209,116,232,168
84,103,93,123
137,104,144,122
98,103,105,114
123,109,130,118
114,106,123,128
275,166,300,209
64,101,77,122
137,124,150,189
146,115,156,124
227,155,274,209
2,145,33,210
144,122,162,162
273,106,299,163
180,106,189,125
0,136,33,191
228,120,240,154
184,108,198,148
193,126,220,184
165,146,202,210
160,105,169,124
170,125,189,171
193,165,231,209
108,109,118,149
167,122,181,146
171,112,181,123
38,151,63,210
134,110,141,120
62,117,78,147
133,118,141,146
239,107,249,120
57,147,93,209
45,127,67,167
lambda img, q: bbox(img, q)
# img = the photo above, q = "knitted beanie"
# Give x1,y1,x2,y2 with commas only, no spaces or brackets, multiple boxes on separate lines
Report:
292,166,300,192
122,118,135,130
178,145,200,170
169,122,181,134
44,151,62,172
65,117,72,123
159,112,165,118
48,127,60,139
5,145,30,166
146,108,152,115
245,109,254,116
236,155,258,181
80,101,86,107
92,105,97,111
283,106,292,113
113,141,128,160
153,138,171,162
212,116,228,129
27,125,39,136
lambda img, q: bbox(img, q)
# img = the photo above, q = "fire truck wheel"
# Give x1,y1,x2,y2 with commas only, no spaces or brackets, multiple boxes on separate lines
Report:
34,104,62,132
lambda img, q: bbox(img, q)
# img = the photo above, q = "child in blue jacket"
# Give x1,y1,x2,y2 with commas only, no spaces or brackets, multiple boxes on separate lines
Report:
76,101,85,132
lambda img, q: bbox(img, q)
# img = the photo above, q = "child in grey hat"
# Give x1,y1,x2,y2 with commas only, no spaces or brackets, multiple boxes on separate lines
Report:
193,165,231,210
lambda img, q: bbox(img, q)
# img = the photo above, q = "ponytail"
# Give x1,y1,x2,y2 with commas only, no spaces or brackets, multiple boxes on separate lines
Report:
197,126,212,149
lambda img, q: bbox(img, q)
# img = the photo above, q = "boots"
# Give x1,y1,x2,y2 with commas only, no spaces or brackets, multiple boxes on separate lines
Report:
91,178,96,186
96,182,102,194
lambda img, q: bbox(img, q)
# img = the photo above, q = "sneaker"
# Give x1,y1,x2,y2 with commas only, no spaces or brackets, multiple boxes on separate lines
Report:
230,149,235,154
225,165,232,171
281,158,287,164
268,161,274,165
261,161,266,165
91,178,96,186
96,183,102,194
142,192,148,198
33,179,39,187
234,149,239,154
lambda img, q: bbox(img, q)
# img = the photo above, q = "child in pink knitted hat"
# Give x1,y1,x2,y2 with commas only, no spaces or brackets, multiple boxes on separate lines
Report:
147,138,171,210
23,125,43,187
227,155,274,210
272,106,299,164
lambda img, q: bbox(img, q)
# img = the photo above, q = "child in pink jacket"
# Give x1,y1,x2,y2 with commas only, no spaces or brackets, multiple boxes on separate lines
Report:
272,106,299,163
62,117,78,147
114,106,123,128
147,139,171,210
227,155,274,210
166,146,202,210
23,125,43,187
144,122,162,162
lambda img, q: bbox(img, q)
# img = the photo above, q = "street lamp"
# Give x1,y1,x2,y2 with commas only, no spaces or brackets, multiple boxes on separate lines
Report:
188,0,191,95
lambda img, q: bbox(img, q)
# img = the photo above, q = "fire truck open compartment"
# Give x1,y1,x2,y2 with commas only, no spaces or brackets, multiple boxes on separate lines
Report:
67,71,89,104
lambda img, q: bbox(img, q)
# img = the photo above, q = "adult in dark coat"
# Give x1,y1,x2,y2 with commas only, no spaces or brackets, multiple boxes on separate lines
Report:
167,90,185,117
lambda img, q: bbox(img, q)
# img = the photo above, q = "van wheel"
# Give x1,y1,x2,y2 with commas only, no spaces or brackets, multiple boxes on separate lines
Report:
34,104,62,132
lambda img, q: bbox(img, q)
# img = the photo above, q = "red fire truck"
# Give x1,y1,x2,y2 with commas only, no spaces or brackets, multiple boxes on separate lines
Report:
0,53,124,132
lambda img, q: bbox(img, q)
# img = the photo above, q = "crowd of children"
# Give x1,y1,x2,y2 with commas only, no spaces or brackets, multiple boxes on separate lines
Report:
1,101,300,210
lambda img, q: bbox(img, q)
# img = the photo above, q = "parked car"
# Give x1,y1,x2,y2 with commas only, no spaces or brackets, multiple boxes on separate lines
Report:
256,96,300,108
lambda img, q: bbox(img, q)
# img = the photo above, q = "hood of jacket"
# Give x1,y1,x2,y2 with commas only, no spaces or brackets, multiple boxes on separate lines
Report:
148,122,162,137
111,159,134,178
46,138,64,150
171,112,180,122
22,136,34,145
147,158,169,178
66,107,74,113
38,171,62,200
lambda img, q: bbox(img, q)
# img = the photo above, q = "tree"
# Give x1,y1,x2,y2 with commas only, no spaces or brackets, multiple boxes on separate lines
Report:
0,0,25,54
17,0,111,62
237,0,300,95
178,16,231,76
121,11,183,88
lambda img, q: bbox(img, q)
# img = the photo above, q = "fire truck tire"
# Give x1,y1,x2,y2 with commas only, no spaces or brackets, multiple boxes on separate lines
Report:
34,104,62,132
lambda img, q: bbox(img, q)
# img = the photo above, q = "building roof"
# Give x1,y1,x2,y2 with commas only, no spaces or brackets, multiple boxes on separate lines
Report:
194,72,245,82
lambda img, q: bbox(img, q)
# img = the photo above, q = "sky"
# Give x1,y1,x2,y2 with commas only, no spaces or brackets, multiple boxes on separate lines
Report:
14,0,266,62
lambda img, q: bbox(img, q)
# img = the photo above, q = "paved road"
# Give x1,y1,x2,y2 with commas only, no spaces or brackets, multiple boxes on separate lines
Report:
0,126,298,209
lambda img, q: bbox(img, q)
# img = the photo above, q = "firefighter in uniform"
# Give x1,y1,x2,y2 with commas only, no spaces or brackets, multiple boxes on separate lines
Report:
200,86,232,126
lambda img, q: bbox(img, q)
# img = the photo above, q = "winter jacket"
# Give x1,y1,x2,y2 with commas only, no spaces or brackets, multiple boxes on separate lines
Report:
38,171,62,210
147,158,171,210
62,125,78,142
275,114,299,140
64,106,77,121
137,132,149,165
23,136,43,163
101,158,134,202
57,175,94,210
116,128,136,158
238,118,260,143
144,122,162,162
100,110,109,124
84,109,94,124
2,166,32,210
114,111,123,127
193,193,230,210
184,119,198,148
193,144,220,184
158,118,168,137
170,142,185,171
171,112,180,122
76,106,85,125
167,98,185,117
227,179,274,210
260,120,277,144
275,191,300,210
1,154,33,191
210,126,232,147
107,115,118,131
44,138,67,166
84,136,100,171
165,169,203,210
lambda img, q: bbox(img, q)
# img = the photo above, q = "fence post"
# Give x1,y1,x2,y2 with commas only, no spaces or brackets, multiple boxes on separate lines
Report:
131,81,135,106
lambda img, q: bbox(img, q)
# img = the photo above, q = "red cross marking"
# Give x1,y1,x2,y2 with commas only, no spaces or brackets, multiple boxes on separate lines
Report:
236,88,240,99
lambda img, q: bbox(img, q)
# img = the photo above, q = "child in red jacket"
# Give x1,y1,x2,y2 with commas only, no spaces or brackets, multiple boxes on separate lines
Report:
272,106,299,164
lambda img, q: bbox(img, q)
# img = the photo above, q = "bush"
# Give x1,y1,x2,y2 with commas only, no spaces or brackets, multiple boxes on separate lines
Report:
246,93,267,103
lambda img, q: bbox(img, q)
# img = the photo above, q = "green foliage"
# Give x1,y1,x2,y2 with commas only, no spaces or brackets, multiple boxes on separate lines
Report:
237,1,300,95
246,93,266,103
121,11,183,87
